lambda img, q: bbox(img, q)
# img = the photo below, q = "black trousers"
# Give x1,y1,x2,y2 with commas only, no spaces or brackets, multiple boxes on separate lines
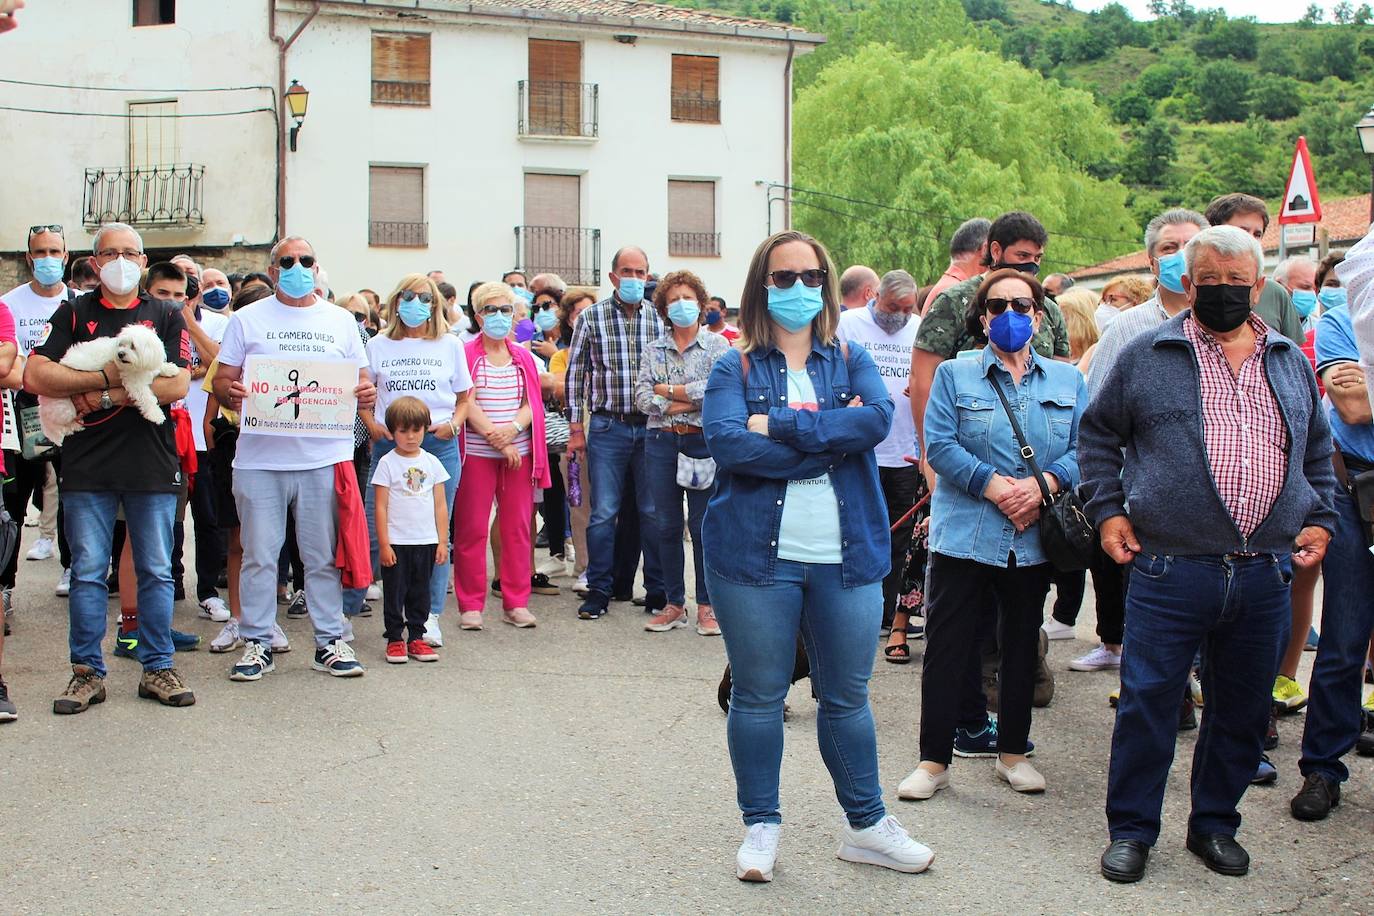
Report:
1050,569,1087,626
2,450,70,587
381,543,435,642
878,464,920,627
920,552,1052,764
612,475,641,597
169,453,224,601
540,450,567,557
1088,540,1128,645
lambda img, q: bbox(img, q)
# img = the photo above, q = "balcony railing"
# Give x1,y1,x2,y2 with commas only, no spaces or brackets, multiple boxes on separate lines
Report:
372,79,430,106
515,226,601,286
671,94,721,124
369,220,428,247
518,81,599,138
82,164,204,228
668,231,721,257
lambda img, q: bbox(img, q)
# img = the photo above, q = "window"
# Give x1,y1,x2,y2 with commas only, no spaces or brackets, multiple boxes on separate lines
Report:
668,180,718,256
522,173,597,284
133,0,175,26
371,32,431,106
671,55,720,123
525,39,588,136
128,100,178,169
369,166,427,247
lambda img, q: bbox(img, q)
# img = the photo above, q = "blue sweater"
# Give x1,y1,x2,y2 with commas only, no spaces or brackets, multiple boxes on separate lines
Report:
1080,312,1338,557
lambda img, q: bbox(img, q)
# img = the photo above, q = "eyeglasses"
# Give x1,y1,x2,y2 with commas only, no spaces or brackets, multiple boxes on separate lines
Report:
96,248,142,260
532,301,555,312
399,291,433,305
480,305,514,316
29,224,62,237
768,268,828,289
277,255,316,270
985,297,1037,316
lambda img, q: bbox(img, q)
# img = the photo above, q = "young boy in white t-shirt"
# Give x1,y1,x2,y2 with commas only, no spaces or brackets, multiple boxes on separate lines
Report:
372,396,450,664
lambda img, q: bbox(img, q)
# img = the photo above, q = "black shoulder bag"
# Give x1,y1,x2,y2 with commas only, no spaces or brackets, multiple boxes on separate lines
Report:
989,379,1095,572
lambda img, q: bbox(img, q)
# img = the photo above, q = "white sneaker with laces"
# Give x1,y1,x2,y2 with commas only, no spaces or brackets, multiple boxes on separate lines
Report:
366,583,382,601
574,574,589,595
55,568,71,597
1068,645,1122,672
536,554,565,577
423,613,444,647
270,622,291,653
25,537,54,561
736,823,781,882
837,814,934,873
1041,618,1076,640
198,596,231,622
209,618,244,653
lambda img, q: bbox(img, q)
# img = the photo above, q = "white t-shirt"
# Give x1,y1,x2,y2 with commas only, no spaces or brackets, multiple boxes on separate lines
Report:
186,307,230,452
371,447,450,545
836,306,920,467
2,282,70,356
367,333,472,426
218,295,369,470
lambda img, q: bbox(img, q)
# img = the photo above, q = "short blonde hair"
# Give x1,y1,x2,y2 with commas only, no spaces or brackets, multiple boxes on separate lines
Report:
1100,276,1153,306
383,273,451,340
738,231,840,353
1056,287,1101,361
471,281,516,312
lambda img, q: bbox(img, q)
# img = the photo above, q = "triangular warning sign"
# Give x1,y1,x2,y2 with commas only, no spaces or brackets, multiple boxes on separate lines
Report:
1279,136,1322,225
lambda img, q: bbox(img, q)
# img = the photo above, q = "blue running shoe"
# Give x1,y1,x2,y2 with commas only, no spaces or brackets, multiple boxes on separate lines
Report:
172,628,201,652
113,630,139,659
312,639,365,677
954,716,1035,758
229,641,274,682
1251,754,1278,785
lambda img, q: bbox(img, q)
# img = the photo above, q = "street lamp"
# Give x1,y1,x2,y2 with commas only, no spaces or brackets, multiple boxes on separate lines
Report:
285,80,310,152
1356,105,1374,223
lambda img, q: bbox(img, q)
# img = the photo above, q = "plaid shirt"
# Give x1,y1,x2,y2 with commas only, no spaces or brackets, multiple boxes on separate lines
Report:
1184,312,1289,539
565,295,664,420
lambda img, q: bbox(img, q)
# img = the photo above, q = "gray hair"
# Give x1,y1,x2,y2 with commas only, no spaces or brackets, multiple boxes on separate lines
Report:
1272,256,1313,285
269,235,314,263
1144,209,1208,258
532,272,567,296
949,218,991,258
92,222,144,254
1044,273,1074,291
878,269,917,301
1183,225,1264,278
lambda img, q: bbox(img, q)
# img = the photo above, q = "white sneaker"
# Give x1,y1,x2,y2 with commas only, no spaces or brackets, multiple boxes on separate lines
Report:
564,546,577,579
198,596,231,622
55,568,71,597
837,814,934,873
736,823,781,882
1068,645,1122,672
210,619,244,653
342,618,355,643
366,583,382,601
536,553,565,577
897,766,949,801
270,622,291,653
423,613,444,647
1041,618,1076,640
25,537,54,561
573,574,589,595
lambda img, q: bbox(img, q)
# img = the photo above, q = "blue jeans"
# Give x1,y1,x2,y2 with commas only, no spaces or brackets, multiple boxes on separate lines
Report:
343,433,460,618
707,559,885,829
585,415,663,599
645,429,712,607
64,490,178,676
1300,490,1374,784
1108,552,1291,844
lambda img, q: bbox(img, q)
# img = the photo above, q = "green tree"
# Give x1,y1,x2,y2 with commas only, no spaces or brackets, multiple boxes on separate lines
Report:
1356,3,1372,25
961,0,1012,23
1297,29,1359,80
1193,17,1259,60
1248,73,1304,120
1300,3,1324,25
1137,57,1194,98
1334,0,1355,22
1147,0,1169,17
1086,3,1150,49
1197,61,1252,122
1122,118,1177,185
1111,88,1154,123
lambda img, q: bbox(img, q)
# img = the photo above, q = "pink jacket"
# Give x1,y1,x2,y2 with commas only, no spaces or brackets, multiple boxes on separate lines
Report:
462,338,551,489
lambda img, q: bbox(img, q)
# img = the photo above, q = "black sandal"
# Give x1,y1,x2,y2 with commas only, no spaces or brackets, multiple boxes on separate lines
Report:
884,641,911,664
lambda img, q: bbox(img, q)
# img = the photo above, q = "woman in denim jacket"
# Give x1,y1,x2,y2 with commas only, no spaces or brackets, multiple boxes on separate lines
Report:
898,269,1087,801
702,230,933,883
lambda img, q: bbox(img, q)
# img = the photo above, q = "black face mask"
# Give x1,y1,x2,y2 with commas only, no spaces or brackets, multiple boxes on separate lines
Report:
185,274,200,301
994,261,1040,277
1191,283,1253,333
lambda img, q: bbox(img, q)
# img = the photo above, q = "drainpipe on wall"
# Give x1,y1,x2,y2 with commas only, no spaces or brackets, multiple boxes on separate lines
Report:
271,0,322,240
782,37,795,231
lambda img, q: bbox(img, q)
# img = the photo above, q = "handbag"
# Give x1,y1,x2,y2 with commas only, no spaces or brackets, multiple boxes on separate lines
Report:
0,501,17,573
989,379,1094,572
16,391,57,462
676,453,716,490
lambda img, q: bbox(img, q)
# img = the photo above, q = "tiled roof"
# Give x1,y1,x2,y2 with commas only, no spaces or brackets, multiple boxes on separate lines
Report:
1071,193,1372,279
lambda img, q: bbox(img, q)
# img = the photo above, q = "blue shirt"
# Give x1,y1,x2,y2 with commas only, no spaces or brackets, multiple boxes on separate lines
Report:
776,369,842,562
1315,304,1374,464
924,346,1087,567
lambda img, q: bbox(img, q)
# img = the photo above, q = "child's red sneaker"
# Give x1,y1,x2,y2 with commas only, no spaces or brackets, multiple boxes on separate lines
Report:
407,639,438,662
385,640,408,664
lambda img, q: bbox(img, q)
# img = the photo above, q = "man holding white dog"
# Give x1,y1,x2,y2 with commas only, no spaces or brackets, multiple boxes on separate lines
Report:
25,222,195,713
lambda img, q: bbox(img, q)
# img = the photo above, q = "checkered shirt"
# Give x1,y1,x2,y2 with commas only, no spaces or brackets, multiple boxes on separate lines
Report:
564,295,664,419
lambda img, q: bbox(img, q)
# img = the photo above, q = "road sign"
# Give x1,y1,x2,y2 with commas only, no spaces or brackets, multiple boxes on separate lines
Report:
1278,136,1322,225
1282,223,1315,247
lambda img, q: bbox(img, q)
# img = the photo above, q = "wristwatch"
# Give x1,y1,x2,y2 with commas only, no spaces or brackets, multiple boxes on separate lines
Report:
99,389,113,411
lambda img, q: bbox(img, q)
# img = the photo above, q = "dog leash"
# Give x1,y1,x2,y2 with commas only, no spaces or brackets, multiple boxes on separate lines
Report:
890,491,932,532
78,404,128,427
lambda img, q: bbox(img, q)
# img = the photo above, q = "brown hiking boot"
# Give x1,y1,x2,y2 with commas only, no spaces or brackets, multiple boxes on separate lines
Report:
53,665,107,715
138,667,196,707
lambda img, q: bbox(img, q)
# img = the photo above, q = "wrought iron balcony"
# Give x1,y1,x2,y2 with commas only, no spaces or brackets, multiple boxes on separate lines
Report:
82,164,204,229
518,81,599,138
369,220,428,247
372,79,430,106
515,225,601,286
670,94,721,124
668,231,721,257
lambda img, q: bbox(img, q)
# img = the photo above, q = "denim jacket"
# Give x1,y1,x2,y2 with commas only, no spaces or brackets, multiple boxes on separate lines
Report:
924,346,1087,567
701,339,894,587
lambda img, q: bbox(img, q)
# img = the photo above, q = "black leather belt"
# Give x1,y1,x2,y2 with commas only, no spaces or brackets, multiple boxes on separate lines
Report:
594,410,647,425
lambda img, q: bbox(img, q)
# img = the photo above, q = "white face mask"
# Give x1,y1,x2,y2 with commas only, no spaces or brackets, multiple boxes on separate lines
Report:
99,257,142,296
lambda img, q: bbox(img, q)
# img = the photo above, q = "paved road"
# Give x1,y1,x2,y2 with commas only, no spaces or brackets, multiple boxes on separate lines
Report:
0,551,1370,914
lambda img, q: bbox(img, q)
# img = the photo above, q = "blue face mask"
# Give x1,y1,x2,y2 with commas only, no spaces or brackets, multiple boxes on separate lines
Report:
201,287,231,310
31,256,64,287
616,276,646,304
482,311,513,340
277,263,316,299
704,310,723,327
1155,251,1186,295
398,298,432,328
1290,289,1318,318
534,308,558,333
766,282,824,332
987,310,1035,353
667,298,700,328
1318,287,1347,310
513,286,534,304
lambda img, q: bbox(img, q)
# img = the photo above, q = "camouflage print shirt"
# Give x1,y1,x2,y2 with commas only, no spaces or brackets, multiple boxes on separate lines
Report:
914,273,1071,360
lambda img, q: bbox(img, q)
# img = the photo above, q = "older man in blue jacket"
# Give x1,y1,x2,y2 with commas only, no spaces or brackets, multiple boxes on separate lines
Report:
1081,225,1337,884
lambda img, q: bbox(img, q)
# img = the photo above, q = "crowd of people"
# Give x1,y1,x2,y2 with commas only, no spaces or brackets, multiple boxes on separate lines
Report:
1,190,1372,886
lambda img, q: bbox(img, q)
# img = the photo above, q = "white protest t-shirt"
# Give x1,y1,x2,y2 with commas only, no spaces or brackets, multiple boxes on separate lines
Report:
371,447,450,545
218,296,368,470
2,282,70,356
836,306,920,467
186,307,230,452
367,333,472,426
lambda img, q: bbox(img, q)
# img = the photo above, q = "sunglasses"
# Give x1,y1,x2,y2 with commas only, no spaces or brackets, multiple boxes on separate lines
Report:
768,268,828,289
532,301,556,312
985,297,1037,316
277,255,317,270
481,305,514,316
399,291,433,304
29,224,63,237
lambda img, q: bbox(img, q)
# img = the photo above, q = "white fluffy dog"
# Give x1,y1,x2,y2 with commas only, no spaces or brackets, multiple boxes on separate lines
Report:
39,322,180,444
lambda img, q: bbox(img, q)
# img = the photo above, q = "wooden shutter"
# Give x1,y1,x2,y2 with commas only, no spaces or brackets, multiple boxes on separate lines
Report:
372,32,431,105
671,55,719,122
524,173,580,228
523,173,582,278
527,39,581,134
369,166,426,246
668,180,717,256
128,100,178,170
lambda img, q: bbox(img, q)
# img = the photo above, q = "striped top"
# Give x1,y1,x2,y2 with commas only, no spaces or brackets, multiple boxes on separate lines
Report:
468,357,531,458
